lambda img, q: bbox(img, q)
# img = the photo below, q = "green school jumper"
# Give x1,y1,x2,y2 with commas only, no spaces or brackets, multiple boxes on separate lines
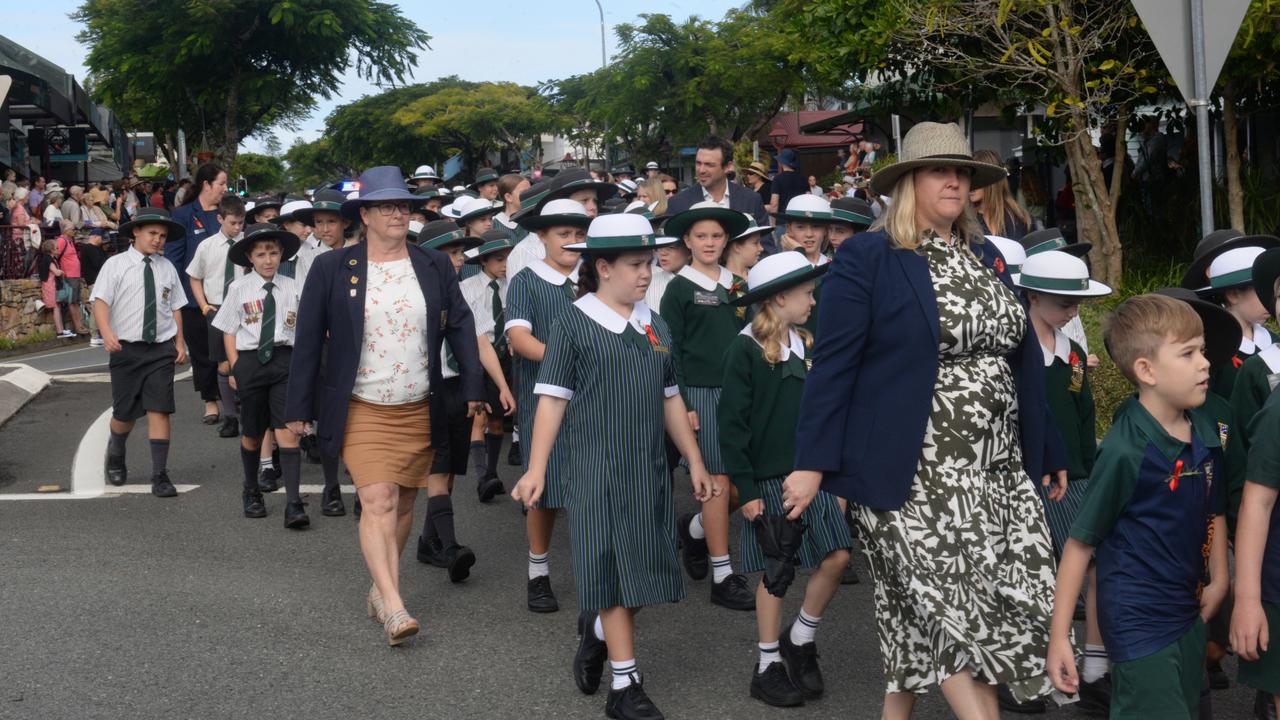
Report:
1210,324,1273,400
535,294,685,610
1037,332,1095,556
1238,389,1280,694
1227,345,1280,453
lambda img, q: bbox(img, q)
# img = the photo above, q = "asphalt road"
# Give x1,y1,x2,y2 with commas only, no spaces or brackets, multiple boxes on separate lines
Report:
0,371,1262,719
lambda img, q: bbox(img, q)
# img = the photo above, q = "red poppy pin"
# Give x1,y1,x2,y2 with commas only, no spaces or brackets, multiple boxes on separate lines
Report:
1169,459,1183,492
644,324,660,346
1068,351,1081,368
994,257,1006,274
1232,355,1244,369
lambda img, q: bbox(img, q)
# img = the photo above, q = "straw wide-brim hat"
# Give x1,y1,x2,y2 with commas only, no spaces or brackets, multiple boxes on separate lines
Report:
869,122,1007,196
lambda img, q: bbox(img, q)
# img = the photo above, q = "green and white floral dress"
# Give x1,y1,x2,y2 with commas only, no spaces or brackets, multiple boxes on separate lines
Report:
857,233,1058,702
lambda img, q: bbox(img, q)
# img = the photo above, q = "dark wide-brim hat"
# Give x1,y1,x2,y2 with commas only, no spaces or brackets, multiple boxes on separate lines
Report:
470,168,500,189
341,166,425,220
830,197,874,228
1180,229,1280,291
245,196,282,224
665,201,751,241
295,189,347,226
869,121,1006,197
733,251,829,307
1019,227,1091,258
1153,287,1244,369
228,223,302,268
535,168,616,214
120,207,186,243
508,177,556,223
1253,247,1280,321
464,228,517,264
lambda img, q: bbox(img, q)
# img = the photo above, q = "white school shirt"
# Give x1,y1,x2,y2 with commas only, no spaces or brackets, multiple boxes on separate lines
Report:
505,234,545,281
353,258,431,404
460,271,508,344
89,246,187,343
645,266,676,311
185,231,245,306
293,234,331,293
212,271,301,352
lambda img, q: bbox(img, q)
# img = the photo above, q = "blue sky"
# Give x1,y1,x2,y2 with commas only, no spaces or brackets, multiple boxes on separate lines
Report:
3,1,743,153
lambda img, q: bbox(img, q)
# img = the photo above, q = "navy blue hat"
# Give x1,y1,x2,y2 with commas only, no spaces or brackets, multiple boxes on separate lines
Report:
778,148,799,168
341,166,424,220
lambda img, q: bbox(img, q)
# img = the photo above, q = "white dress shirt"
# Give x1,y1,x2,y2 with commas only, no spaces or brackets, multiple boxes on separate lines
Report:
90,246,187,342
212,272,301,351
185,231,245,306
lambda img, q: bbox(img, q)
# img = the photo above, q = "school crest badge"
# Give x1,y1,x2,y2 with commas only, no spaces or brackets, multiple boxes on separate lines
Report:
1068,351,1084,393
161,287,171,302
1217,421,1229,449
284,311,296,329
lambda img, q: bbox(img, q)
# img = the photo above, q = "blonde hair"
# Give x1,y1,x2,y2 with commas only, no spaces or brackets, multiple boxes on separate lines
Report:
1102,294,1203,386
971,150,1030,236
640,177,667,215
750,299,813,366
871,170,985,251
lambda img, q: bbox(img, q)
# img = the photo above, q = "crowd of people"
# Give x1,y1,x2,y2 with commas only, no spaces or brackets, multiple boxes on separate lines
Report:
12,120,1280,720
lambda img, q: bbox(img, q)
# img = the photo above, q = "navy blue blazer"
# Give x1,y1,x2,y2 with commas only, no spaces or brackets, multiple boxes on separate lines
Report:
666,181,777,254
793,229,1066,511
285,242,484,459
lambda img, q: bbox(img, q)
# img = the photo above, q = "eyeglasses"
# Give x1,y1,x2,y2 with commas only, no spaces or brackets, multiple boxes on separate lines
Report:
370,202,412,216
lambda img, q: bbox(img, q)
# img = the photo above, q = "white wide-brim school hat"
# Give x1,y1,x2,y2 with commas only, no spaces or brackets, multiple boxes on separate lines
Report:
273,199,314,226
733,250,829,307
1014,250,1112,297
985,235,1027,278
565,213,676,252
773,193,833,223
517,198,593,232
453,195,502,224
411,164,439,181
734,212,774,242
1201,245,1271,292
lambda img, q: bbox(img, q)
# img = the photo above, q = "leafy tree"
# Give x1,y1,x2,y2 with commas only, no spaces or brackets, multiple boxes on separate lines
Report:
73,0,430,163
1217,0,1280,231
323,77,476,172
283,138,347,192
232,152,285,194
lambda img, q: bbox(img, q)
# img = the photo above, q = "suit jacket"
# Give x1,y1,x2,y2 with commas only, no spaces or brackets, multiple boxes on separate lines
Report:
666,181,777,255
793,229,1066,511
285,242,483,459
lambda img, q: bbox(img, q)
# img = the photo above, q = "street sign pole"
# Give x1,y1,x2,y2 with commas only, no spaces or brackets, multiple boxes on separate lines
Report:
1190,0,1214,234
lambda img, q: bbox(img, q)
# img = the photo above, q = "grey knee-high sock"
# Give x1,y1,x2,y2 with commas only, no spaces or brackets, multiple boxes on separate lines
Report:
279,447,302,504
427,495,458,548
108,429,128,459
485,434,503,477
217,373,238,419
321,453,340,492
240,446,260,492
149,439,169,477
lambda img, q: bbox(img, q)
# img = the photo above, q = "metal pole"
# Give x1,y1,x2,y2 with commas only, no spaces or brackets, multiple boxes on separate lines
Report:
594,0,610,171
177,130,188,181
1190,0,1214,233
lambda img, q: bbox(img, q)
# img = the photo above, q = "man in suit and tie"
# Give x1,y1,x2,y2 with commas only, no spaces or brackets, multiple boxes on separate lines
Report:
666,135,776,255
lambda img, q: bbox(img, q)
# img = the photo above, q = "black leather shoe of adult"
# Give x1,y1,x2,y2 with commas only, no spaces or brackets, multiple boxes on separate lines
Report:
779,624,824,699
242,490,267,518
527,576,559,613
1076,674,1111,717
574,610,607,695
283,501,310,530
749,661,805,707
151,472,178,498
258,466,280,493
320,485,346,516
416,536,448,567
444,544,476,583
217,416,239,439
676,512,709,581
996,683,1046,714
507,440,521,466
604,676,664,720
106,455,127,487
710,573,754,611
477,474,504,503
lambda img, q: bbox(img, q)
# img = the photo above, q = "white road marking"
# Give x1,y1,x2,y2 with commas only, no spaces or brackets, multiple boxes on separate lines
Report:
298,485,357,494
70,408,112,497
0,485,200,500
0,364,52,395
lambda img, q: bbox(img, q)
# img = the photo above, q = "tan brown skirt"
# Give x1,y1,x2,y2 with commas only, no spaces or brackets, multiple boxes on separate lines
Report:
341,396,433,488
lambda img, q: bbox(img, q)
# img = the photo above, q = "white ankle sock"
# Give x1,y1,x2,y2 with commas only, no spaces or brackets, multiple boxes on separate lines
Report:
790,609,820,645
259,457,273,470
689,512,705,540
710,554,732,583
610,659,637,690
528,551,549,580
1082,644,1110,683
758,642,781,672
593,614,606,641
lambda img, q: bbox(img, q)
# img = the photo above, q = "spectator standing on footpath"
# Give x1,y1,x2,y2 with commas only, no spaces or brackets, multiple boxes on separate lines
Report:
768,149,807,239
55,220,89,336
667,136,774,255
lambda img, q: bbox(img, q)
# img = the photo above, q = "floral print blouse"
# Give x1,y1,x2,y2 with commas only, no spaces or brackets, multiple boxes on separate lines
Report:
353,258,430,405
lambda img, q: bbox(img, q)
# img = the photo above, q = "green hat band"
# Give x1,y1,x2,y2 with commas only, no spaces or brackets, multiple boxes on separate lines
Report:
832,209,872,225
585,234,656,249
1018,273,1090,292
1209,267,1252,289
784,210,833,222
311,201,342,212
1007,263,1022,274
132,213,170,223
422,229,467,248
475,239,513,255
519,189,553,211
475,173,498,184
1026,237,1068,256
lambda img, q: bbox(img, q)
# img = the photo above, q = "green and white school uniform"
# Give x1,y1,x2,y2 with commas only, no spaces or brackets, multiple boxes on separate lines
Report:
1036,329,1095,556
1228,344,1280,452
534,293,685,610
1213,325,1274,400
718,326,850,571
505,259,578,508
659,264,748,474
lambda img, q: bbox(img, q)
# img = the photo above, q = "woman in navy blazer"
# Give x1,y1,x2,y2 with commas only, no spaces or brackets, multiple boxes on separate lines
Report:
781,124,1067,717
285,166,483,646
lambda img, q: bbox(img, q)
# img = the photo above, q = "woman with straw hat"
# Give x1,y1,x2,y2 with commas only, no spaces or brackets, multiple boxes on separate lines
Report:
782,122,1067,716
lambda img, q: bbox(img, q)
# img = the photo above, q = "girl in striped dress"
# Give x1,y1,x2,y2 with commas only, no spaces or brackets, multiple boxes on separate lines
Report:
512,213,715,720
659,201,755,611
505,198,591,614
718,252,852,708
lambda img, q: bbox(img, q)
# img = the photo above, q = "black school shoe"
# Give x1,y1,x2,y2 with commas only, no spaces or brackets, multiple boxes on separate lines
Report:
710,573,754,611
996,683,1046,714
416,536,449,568
444,544,476,583
779,623,824,699
1207,660,1230,690
574,610,608,695
258,466,280,493
675,512,709,581
320,485,345,516
605,675,664,720
841,561,860,585
527,576,559,613
217,416,239,439
151,472,178,498
106,455,127,486
284,500,310,530
476,474,504,503
242,490,267,518
507,440,521,466
750,661,805,707
1076,674,1111,717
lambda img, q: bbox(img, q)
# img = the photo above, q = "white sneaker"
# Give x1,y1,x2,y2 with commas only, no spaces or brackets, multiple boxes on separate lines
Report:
58,330,76,338
89,337,104,347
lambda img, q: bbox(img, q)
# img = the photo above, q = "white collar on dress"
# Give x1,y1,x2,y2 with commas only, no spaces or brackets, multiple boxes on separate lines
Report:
529,258,579,286
812,254,830,267
575,293,652,334
1258,344,1280,374
1043,328,1071,367
677,264,732,292
739,325,806,360
495,212,516,230
1242,324,1275,354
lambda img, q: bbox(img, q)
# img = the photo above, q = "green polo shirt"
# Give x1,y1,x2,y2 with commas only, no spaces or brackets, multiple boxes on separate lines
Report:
1228,348,1280,455
1200,390,1248,538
